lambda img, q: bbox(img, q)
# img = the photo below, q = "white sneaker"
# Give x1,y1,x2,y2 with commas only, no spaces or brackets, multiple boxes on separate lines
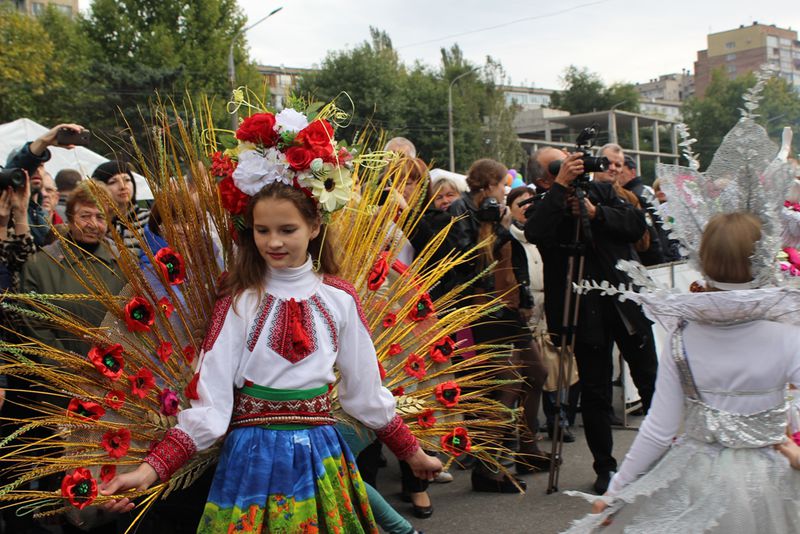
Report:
434,470,454,483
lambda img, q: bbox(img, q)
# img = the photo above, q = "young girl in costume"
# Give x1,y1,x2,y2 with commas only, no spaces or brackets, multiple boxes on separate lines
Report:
100,182,442,532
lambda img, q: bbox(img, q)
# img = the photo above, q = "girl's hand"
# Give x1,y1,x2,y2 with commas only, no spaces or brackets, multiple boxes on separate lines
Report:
406,447,442,481
99,463,158,513
592,497,614,526
776,439,800,470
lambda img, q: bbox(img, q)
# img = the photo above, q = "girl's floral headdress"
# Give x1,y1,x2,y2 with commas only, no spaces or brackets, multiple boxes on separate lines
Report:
211,102,355,225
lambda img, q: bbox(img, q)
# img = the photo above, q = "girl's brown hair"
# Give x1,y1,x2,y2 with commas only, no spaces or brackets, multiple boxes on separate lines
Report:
699,212,761,284
466,158,508,265
219,183,340,300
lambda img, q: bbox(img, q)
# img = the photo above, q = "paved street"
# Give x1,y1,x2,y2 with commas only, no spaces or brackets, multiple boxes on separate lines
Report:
379,417,642,534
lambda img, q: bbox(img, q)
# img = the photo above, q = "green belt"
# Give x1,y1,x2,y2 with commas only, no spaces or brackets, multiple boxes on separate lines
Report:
236,383,331,430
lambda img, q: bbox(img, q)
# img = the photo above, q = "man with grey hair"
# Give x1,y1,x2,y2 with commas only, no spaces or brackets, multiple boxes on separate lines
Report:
384,136,417,158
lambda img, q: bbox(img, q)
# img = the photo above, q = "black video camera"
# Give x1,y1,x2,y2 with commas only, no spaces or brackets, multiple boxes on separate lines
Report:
548,124,609,187
0,167,26,190
476,196,503,223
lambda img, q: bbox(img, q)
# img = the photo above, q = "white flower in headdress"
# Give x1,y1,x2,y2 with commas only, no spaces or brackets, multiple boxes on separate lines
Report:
275,109,309,133
232,148,292,195
298,163,353,213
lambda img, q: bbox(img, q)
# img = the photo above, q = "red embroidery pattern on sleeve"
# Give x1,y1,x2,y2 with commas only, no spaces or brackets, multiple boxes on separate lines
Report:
201,294,233,352
247,294,275,352
375,414,419,461
322,275,371,333
309,295,338,352
143,428,197,481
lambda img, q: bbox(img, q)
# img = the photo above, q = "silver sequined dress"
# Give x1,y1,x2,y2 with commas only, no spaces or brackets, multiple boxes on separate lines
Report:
565,318,800,533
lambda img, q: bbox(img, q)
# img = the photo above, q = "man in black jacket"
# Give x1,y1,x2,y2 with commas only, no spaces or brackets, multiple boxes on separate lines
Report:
524,150,659,494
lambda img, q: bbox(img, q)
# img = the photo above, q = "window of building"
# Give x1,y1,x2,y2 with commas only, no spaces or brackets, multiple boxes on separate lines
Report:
55,4,73,15
726,53,736,61
725,41,736,49
31,2,45,14
781,38,792,46
726,64,737,74
767,36,778,47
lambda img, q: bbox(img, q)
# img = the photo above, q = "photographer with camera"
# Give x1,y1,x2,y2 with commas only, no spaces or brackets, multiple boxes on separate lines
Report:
4,123,89,248
524,137,658,495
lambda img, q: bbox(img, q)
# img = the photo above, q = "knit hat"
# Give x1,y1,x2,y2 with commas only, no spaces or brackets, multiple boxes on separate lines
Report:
92,160,136,202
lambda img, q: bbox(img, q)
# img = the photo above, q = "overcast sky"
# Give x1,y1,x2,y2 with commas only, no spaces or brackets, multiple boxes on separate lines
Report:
81,1,799,89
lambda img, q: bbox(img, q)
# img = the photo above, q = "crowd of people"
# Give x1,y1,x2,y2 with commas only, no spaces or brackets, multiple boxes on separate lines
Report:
1,111,800,534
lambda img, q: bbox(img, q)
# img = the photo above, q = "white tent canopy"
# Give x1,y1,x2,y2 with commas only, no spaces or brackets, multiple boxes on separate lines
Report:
0,118,153,201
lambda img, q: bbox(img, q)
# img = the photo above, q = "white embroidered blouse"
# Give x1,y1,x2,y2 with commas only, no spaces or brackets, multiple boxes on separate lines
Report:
175,257,397,451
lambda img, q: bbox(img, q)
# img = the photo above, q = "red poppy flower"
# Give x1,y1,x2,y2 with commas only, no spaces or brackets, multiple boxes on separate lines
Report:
218,176,250,216
417,409,437,429
101,428,131,459
157,341,173,363
182,344,196,364
154,247,186,285
61,467,97,510
388,343,403,356
378,360,386,380
185,372,200,400
104,390,125,410
129,367,155,399
87,344,124,380
67,398,106,421
435,381,461,408
403,353,427,379
408,293,434,322
99,464,116,484
157,297,174,318
124,296,155,333
210,151,236,180
429,336,456,364
441,427,472,455
159,388,180,416
391,386,405,397
382,312,397,328
367,253,389,290
236,112,279,147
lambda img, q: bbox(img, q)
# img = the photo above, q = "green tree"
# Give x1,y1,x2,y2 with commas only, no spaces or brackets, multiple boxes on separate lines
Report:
683,69,800,168
550,65,639,114
0,6,55,121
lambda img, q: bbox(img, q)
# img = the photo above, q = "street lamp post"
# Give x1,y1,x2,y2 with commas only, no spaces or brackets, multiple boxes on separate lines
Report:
228,6,283,130
448,68,478,172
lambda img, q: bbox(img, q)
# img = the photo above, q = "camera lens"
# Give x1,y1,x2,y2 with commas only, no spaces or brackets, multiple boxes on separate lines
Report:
0,168,26,189
582,155,609,173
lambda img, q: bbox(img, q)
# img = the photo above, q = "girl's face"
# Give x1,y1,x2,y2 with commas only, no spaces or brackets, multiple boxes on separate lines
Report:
510,192,533,224
433,184,459,211
252,197,320,269
105,173,134,208
486,179,506,206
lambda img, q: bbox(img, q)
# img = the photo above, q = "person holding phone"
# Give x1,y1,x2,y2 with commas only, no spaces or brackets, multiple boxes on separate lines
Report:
5,123,88,248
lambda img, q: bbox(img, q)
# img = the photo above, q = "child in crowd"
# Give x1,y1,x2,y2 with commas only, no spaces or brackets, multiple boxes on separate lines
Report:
100,182,441,533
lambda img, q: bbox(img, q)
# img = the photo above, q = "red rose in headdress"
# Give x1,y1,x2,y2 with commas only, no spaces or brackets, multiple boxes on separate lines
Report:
441,427,471,455
101,428,131,459
157,297,174,318
285,146,315,171
218,176,250,215
408,293,434,322
129,367,155,399
88,344,124,380
435,381,461,408
99,465,116,484
104,390,125,410
429,336,456,364
236,112,279,147
154,247,185,285
67,398,106,421
368,253,390,290
210,151,237,180
157,341,173,363
296,120,335,159
403,353,427,379
61,467,97,510
417,409,437,429
185,372,200,400
124,297,154,332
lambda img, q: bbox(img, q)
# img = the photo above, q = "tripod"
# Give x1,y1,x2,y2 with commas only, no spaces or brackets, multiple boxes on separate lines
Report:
547,181,592,494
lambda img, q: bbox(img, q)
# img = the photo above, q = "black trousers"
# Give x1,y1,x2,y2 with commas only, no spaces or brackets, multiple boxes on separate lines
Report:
573,305,658,476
